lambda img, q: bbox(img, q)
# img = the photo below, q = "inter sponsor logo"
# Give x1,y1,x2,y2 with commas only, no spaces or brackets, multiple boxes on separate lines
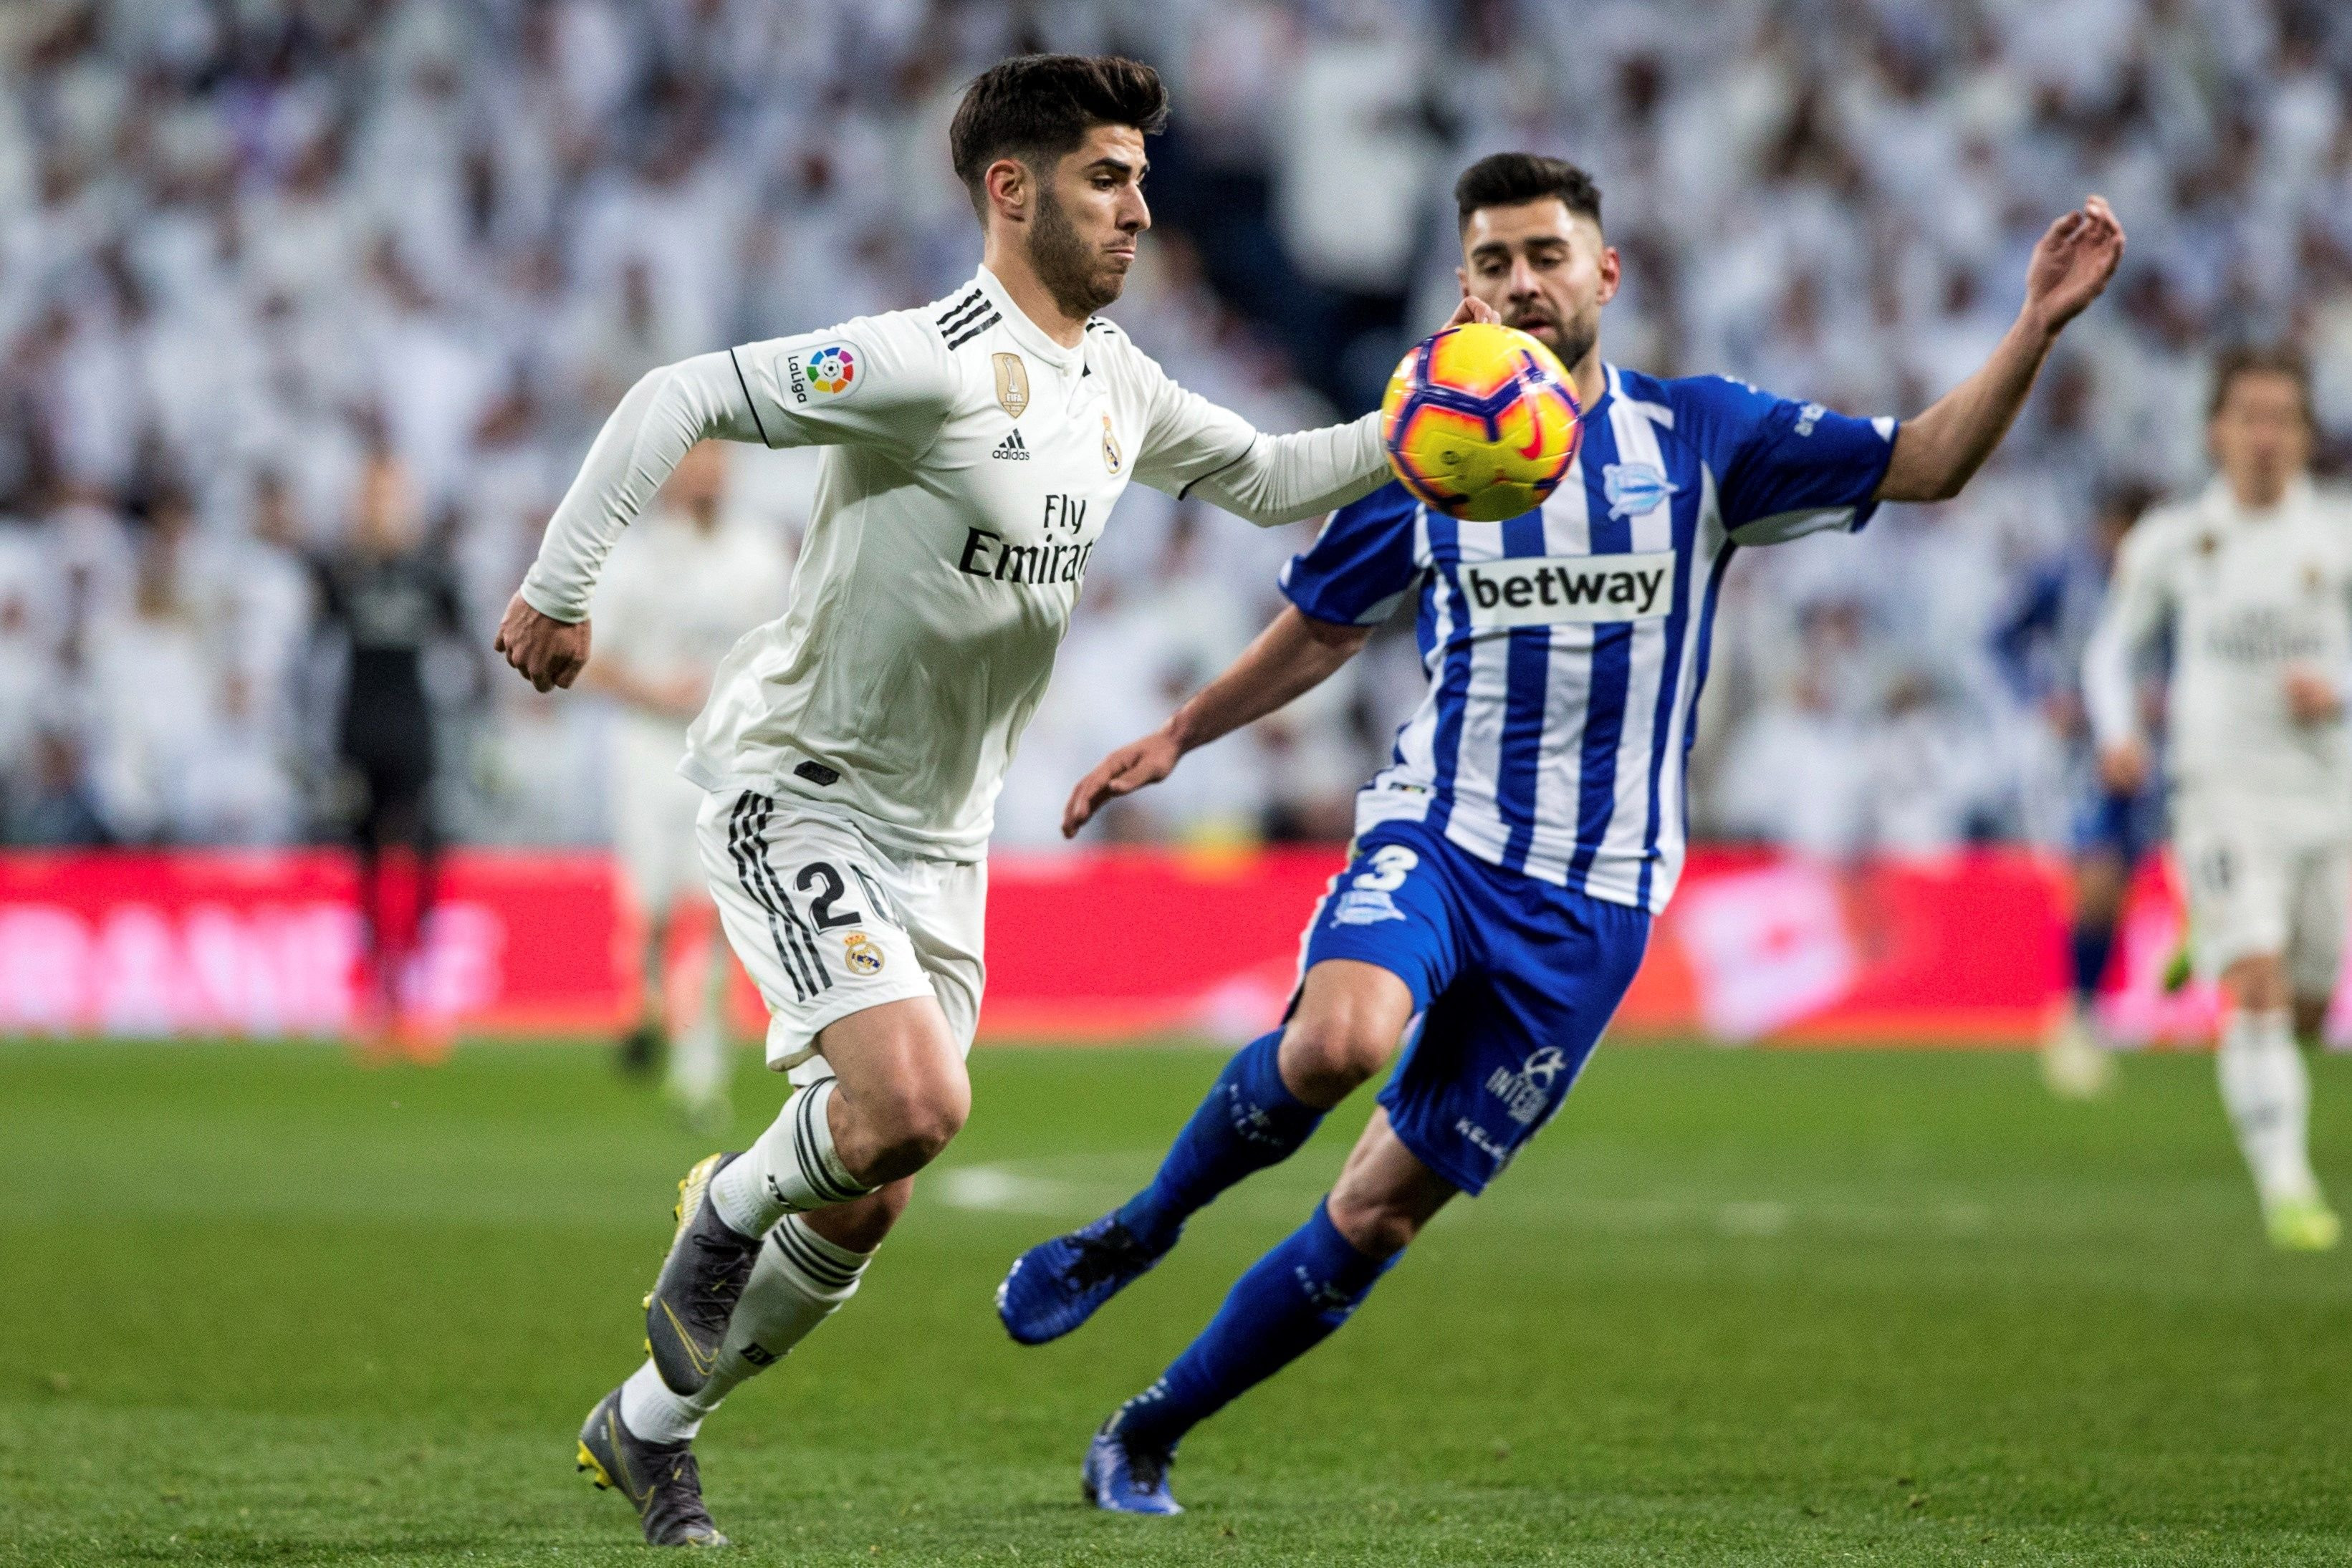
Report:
957,528,1093,587
1459,550,1675,627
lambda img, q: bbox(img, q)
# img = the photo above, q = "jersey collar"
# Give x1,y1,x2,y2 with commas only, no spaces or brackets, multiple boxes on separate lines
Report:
2202,471,2314,526
974,265,1081,370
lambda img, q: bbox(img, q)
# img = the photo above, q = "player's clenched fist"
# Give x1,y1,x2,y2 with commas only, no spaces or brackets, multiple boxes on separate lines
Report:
495,592,592,693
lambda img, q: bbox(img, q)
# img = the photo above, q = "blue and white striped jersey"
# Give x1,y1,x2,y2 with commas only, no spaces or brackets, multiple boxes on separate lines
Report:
1280,365,1897,914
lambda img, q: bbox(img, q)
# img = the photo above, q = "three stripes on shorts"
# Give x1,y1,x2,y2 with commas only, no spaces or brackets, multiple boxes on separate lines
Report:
726,792,830,1005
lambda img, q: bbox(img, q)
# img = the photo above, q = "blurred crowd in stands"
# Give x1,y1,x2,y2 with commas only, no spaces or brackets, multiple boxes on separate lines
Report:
0,0,2347,857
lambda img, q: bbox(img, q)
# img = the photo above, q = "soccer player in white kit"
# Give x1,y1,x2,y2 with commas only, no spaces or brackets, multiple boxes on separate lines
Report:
494,54,1497,1547
582,440,789,1126
2085,346,2347,1252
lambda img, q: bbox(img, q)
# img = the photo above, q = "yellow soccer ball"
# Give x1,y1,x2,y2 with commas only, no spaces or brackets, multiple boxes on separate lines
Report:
1380,322,1583,521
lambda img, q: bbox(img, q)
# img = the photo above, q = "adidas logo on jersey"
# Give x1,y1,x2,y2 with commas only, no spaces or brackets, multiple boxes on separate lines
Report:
992,430,1029,461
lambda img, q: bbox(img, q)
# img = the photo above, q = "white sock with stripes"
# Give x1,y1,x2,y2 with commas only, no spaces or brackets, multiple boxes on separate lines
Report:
710,1079,872,1236
619,1215,874,1443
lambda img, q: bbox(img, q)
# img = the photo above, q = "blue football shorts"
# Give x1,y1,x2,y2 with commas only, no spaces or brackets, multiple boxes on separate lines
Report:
2069,779,2163,865
1292,817,1651,1196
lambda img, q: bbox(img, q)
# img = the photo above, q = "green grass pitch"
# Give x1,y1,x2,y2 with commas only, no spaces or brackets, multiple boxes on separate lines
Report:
2,1039,2348,1566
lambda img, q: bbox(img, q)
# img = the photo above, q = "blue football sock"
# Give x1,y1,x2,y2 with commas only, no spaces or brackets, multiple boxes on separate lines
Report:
1114,1031,1323,1253
2070,918,2117,1005
1113,1199,1392,1453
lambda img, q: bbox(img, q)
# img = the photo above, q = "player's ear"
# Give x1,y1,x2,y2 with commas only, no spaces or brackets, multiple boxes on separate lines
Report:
985,158,1029,223
1595,244,1622,307
1454,262,1469,300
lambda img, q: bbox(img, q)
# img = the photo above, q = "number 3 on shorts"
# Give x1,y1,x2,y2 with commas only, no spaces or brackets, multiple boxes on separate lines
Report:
1328,843,1419,928
1354,845,1419,892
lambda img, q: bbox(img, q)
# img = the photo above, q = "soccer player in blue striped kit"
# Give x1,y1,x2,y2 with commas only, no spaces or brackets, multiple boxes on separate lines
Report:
997,153,2126,1513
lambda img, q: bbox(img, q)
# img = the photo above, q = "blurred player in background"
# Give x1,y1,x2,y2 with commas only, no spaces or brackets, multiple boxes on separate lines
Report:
583,441,789,1127
313,451,471,1056
494,54,1487,1548
2019,483,2163,1100
998,153,2125,1514
2084,348,2346,1252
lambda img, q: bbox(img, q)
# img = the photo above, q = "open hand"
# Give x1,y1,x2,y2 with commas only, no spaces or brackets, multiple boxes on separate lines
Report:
2284,666,2343,726
1062,728,1181,838
494,592,590,693
2022,196,2126,334
2098,738,2150,797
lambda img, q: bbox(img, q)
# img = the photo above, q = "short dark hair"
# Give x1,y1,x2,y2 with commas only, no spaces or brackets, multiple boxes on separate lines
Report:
949,54,1168,221
1454,153,1603,234
2207,342,2315,425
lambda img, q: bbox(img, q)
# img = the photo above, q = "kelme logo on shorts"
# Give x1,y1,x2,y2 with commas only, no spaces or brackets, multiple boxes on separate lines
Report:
1459,552,1675,628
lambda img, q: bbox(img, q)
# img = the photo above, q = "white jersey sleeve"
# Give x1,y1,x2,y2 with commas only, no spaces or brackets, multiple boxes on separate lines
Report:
520,315,953,624
1128,352,1388,526
2082,512,2179,751
726,314,956,455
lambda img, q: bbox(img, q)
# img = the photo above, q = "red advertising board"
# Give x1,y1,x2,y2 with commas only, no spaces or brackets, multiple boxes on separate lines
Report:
0,845,2309,1047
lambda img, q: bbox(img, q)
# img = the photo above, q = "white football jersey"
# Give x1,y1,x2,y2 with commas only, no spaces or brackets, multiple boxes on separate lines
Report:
522,264,1385,860
595,504,792,744
2085,476,2352,817
671,267,1372,858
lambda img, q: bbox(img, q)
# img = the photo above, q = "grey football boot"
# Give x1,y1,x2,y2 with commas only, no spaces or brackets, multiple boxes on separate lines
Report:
644,1153,762,1395
577,1384,729,1547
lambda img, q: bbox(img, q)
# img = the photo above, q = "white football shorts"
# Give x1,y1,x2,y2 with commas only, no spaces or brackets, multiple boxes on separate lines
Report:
698,787,986,1083
2174,791,2352,996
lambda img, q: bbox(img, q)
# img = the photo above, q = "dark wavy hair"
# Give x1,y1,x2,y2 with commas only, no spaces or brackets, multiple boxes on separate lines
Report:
949,54,1168,221
1454,153,1603,233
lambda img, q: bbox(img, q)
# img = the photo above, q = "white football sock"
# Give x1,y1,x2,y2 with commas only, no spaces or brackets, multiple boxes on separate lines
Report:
2217,1007,2319,1205
619,1215,875,1443
711,1079,871,1235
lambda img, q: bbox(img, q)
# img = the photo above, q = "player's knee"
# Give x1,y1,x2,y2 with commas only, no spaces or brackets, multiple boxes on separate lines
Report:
855,1069,969,1178
2222,953,2289,1011
1325,1187,1422,1261
1280,1014,1395,1104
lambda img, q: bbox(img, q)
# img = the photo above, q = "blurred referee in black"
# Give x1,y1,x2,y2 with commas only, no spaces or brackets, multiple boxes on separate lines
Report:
312,450,474,1057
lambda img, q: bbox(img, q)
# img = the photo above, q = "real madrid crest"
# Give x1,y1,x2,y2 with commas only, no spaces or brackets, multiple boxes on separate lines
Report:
2305,562,2327,594
992,353,1029,419
843,931,884,976
1101,413,1123,475
2196,532,2219,556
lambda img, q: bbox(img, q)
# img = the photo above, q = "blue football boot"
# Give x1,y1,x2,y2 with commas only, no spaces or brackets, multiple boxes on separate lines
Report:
1082,1418,1181,1516
997,1212,1171,1345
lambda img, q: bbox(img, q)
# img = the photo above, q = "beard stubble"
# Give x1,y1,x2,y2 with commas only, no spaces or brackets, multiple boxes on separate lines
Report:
1029,184,1123,318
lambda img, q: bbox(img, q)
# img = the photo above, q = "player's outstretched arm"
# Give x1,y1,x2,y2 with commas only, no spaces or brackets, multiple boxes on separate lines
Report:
1151,298,1499,528
497,354,766,689
1062,607,1372,837
1876,196,2125,504
2080,519,2170,795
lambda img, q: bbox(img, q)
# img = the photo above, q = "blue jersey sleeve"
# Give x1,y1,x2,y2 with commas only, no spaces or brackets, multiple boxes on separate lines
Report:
1278,480,1425,626
1669,376,1896,544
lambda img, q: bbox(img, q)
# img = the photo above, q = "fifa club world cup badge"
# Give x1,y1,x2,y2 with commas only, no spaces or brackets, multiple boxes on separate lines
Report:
992,353,1029,418
843,932,885,976
1101,413,1123,475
